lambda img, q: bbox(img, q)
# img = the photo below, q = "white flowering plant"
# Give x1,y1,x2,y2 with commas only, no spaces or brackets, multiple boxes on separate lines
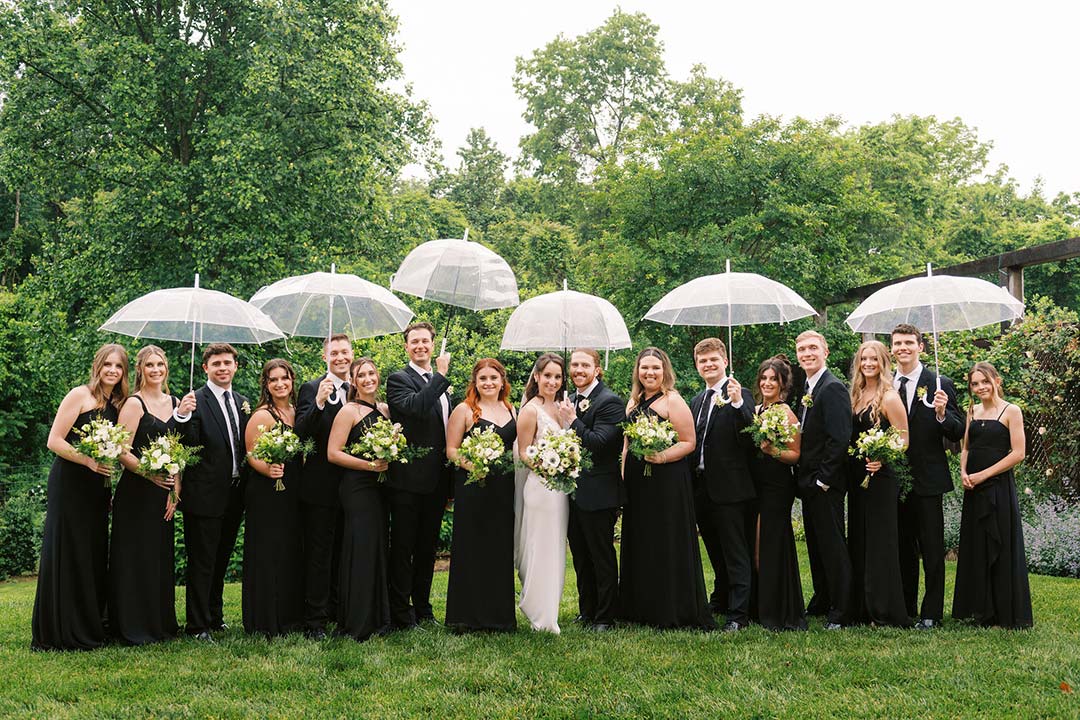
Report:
622,413,677,477
348,417,429,483
73,417,131,488
524,427,589,495
135,431,201,503
849,424,907,489
455,425,514,487
743,404,799,456
250,423,314,491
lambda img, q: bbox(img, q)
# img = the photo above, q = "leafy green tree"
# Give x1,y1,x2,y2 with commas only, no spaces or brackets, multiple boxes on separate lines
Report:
432,128,509,231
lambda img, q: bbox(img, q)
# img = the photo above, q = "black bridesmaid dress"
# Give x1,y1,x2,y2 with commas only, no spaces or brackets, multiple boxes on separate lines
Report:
952,405,1033,628
336,403,392,641
108,396,180,645
750,404,807,631
619,394,716,630
445,416,517,632
847,407,910,627
242,410,305,636
32,404,116,650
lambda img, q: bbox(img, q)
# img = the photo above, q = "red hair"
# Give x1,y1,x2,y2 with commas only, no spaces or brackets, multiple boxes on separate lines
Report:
464,358,512,424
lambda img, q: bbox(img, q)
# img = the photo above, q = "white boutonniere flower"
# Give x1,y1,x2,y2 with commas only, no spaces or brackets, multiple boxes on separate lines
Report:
713,393,730,408
916,386,927,401
578,398,591,412
241,400,252,415
801,395,814,410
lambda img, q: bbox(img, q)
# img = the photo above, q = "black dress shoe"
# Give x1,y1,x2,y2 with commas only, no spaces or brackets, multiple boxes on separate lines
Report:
589,622,614,632
721,621,744,633
915,619,938,630
417,616,441,627
305,628,328,641
823,622,844,631
574,614,594,626
212,622,228,632
192,631,214,642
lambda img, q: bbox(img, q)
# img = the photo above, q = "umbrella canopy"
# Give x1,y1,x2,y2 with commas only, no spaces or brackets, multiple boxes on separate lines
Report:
390,233,519,311
100,274,284,388
250,265,414,339
500,281,632,354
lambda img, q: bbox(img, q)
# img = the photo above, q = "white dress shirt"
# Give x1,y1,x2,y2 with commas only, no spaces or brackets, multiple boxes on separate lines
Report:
803,368,830,490
696,376,743,471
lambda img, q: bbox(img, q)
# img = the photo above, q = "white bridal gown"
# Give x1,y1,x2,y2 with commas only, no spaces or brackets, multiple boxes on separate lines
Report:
515,408,570,634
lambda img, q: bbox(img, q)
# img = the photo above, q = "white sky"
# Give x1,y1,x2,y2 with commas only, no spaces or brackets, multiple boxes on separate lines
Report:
393,0,1079,199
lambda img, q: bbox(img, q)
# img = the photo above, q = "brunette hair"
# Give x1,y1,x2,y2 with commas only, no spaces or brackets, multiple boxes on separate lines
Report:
849,340,895,424
257,358,297,409
890,323,925,346
133,345,169,394
967,361,1006,417
693,337,728,361
88,343,130,410
403,321,435,343
323,333,351,349
523,353,566,403
629,347,676,409
753,354,793,404
571,348,603,379
464,358,513,424
346,357,380,403
202,342,238,365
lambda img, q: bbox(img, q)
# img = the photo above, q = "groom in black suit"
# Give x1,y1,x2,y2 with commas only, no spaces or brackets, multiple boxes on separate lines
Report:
177,343,249,639
294,332,354,639
689,337,756,631
385,321,452,628
557,348,625,631
793,330,853,629
890,323,964,629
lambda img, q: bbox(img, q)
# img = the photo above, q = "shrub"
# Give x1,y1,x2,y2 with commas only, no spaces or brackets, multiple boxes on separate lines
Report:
0,495,39,579
1022,496,1080,578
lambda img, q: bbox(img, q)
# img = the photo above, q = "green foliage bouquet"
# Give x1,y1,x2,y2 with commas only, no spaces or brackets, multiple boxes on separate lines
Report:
743,404,799,456
250,423,313,491
136,431,201,503
455,425,514,487
622,414,677,476
524,427,588,495
73,418,131,488
849,425,907,489
348,417,428,483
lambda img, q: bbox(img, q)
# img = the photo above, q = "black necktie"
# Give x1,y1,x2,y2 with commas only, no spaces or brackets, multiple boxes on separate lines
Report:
340,381,350,401
696,388,715,467
224,390,243,475
422,372,432,384
899,376,910,412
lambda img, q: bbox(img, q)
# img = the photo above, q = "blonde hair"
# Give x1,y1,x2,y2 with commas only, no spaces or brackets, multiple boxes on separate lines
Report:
849,340,895,424
629,347,676,409
795,330,828,349
693,337,728,361
88,343,130,410
133,345,169,394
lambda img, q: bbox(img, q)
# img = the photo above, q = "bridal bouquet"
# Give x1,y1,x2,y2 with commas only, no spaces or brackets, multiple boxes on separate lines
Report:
250,423,313,491
349,417,429,483
524,428,588,495
136,431,201,503
73,417,131,488
622,414,677,476
849,424,907,489
456,425,513,487
743,404,799,455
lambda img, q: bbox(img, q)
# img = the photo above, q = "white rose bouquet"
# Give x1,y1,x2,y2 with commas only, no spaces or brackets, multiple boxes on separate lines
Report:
73,417,131,488
348,417,429,483
524,427,588,495
250,423,314,491
622,414,677,477
456,425,513,487
743,404,799,455
136,431,201,503
849,424,907,489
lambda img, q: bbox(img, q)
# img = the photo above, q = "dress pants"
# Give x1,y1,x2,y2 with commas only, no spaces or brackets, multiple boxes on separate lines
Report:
567,504,620,624
898,492,946,622
303,502,343,632
693,482,728,614
694,487,752,625
387,477,449,626
210,482,245,629
802,487,852,625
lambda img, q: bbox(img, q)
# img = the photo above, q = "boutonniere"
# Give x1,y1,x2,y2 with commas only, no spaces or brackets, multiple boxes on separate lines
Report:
713,393,730,408
578,398,591,412
800,395,814,410
447,385,454,397
241,400,252,415
916,386,927,401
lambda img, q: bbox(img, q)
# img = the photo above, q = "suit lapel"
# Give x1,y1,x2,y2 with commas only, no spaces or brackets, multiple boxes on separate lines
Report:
201,385,229,442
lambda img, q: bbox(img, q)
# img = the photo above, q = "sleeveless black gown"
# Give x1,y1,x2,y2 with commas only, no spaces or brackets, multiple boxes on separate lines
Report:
242,410,305,636
847,407,910,627
336,403,392,641
952,406,1033,628
446,416,517,632
750,404,807,631
619,394,716,630
32,404,116,650
109,396,180,645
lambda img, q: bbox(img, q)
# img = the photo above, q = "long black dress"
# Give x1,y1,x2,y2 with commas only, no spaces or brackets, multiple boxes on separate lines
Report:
847,407,910,627
619,394,716,630
446,416,517,632
952,405,1033,628
750,404,807,631
336,403,392,641
242,410,305,636
32,404,116,650
108,396,180,645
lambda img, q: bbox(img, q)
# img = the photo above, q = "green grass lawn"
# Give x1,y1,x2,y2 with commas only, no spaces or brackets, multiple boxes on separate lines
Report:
1,545,1077,719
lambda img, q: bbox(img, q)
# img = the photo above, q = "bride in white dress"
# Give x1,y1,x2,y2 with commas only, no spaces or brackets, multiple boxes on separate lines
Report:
515,353,571,634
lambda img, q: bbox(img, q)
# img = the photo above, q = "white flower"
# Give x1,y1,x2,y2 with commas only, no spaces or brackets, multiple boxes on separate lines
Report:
1024,487,1033,495
578,398,591,412
713,393,730,408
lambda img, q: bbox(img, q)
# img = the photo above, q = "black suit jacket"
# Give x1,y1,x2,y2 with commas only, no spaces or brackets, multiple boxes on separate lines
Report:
690,382,756,504
903,367,964,496
295,374,347,507
796,369,852,497
568,381,625,512
386,365,450,495
180,384,250,517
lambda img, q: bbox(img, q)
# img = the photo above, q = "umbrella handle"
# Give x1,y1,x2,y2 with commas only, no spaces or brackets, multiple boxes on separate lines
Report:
921,376,942,409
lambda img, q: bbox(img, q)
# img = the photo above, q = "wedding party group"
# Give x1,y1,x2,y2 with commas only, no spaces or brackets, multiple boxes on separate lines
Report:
31,320,1033,651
